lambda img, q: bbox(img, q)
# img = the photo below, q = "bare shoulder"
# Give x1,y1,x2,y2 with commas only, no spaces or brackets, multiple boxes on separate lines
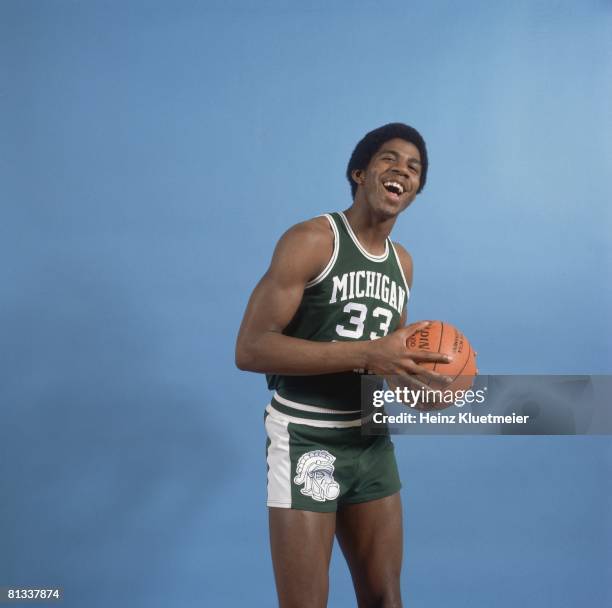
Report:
281,215,333,244
275,215,333,257
269,215,334,282
392,241,413,264
392,241,414,288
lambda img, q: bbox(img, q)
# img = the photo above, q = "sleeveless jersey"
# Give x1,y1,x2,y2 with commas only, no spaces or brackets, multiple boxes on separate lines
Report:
266,211,410,413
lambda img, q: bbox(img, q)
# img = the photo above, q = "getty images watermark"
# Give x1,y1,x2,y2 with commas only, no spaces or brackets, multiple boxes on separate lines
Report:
370,385,531,426
371,384,530,426
361,375,612,435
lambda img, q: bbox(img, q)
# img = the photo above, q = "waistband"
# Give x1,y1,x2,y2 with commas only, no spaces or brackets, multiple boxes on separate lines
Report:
268,392,364,428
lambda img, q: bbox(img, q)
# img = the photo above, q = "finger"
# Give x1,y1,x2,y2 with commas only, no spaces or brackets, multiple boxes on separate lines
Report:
395,356,453,385
405,350,454,364
391,364,447,392
402,378,432,398
414,367,454,386
391,371,431,397
403,320,431,338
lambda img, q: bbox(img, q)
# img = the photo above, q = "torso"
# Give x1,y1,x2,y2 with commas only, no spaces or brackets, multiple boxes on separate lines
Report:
266,211,410,412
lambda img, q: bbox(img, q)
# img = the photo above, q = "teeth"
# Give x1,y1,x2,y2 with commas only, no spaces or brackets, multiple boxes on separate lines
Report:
384,181,404,194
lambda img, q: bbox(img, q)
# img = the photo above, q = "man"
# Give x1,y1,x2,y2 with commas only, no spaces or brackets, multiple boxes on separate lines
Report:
235,123,451,608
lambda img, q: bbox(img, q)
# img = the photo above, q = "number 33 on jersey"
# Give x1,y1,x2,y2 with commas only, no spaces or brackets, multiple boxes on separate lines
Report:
290,211,408,343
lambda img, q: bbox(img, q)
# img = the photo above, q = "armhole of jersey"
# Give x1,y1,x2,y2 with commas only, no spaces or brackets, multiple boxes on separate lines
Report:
304,214,340,289
390,240,411,301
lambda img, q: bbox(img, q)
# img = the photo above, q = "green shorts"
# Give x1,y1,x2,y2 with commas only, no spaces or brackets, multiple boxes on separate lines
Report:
264,400,401,513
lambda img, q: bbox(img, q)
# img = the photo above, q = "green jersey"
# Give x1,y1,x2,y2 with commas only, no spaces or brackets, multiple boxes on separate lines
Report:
267,211,410,414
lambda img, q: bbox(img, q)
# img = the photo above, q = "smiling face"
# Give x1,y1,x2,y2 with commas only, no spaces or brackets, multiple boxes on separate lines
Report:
351,138,422,218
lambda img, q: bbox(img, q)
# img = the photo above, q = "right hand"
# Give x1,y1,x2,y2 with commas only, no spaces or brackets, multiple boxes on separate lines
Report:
365,321,454,391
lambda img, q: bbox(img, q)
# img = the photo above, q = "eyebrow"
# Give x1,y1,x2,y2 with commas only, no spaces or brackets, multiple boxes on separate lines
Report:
378,149,422,165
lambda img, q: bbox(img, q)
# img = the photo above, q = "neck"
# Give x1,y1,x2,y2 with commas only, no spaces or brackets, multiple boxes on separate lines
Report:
343,200,398,255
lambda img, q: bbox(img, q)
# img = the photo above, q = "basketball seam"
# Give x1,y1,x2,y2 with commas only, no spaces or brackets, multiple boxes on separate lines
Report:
454,342,472,379
433,321,445,373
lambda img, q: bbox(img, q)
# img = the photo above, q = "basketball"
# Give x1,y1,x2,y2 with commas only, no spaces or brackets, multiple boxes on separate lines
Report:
405,320,477,408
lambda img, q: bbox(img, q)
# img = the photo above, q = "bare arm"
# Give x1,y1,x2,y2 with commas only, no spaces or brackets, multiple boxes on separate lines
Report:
235,220,450,377
235,218,372,374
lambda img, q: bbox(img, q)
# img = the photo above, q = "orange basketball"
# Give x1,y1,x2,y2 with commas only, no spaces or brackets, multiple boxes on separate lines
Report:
405,321,477,405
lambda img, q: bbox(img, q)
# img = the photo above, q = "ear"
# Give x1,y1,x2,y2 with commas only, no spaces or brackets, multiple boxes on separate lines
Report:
351,168,365,186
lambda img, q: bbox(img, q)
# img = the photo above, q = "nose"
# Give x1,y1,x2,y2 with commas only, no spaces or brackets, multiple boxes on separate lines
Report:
391,166,409,178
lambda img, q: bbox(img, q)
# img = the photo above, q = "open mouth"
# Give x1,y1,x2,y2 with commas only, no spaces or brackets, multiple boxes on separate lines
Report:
383,180,405,199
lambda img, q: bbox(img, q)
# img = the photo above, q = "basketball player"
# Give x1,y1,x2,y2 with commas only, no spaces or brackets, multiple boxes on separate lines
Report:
235,123,451,608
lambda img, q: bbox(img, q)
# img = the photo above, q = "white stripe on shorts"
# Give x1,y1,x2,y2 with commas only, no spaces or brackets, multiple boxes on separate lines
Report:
265,408,292,508
273,391,361,414
266,403,363,428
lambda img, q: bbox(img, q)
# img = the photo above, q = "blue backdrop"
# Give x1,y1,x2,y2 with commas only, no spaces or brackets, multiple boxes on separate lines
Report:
2,1,611,606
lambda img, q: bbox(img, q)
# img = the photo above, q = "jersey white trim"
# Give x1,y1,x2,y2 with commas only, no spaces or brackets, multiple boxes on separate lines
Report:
389,241,411,302
338,211,389,262
266,403,364,428
273,391,361,414
305,214,339,289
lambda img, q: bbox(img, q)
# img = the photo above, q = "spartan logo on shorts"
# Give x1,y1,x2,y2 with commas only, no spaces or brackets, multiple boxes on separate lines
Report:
293,450,341,502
